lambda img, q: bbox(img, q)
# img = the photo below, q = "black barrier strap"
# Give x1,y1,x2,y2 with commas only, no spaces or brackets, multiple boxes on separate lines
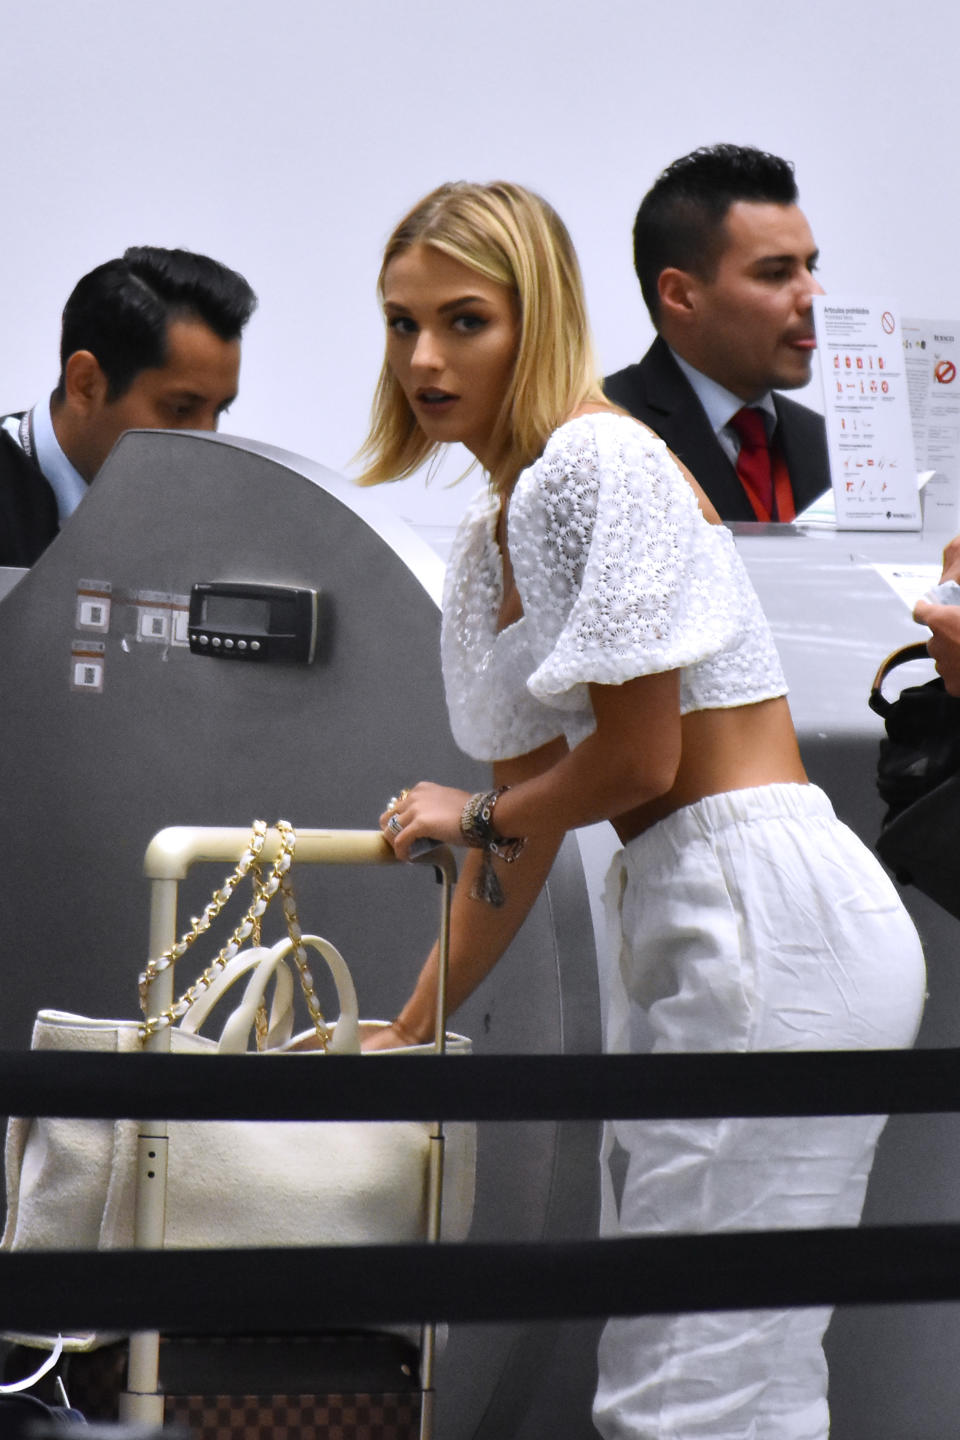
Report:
2,1049,960,1121
0,1227,958,1331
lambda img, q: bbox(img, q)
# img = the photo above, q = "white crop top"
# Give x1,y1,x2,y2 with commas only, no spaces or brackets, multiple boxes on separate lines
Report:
441,412,787,761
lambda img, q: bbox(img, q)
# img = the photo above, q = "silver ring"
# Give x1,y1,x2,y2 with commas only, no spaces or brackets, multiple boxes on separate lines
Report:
387,814,403,837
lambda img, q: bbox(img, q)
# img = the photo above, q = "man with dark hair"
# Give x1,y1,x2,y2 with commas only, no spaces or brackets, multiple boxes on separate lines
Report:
605,144,829,522
0,246,257,566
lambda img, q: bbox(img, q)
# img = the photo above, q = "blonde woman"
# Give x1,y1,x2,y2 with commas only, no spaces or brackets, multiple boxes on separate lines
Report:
358,181,925,1440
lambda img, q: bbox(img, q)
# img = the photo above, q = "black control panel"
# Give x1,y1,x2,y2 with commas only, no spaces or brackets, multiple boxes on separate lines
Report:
187,582,318,663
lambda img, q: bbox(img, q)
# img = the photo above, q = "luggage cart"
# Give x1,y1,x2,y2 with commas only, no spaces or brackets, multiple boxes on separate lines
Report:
121,824,457,1440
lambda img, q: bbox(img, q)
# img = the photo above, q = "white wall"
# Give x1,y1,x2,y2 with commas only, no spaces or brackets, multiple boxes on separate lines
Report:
3,0,957,531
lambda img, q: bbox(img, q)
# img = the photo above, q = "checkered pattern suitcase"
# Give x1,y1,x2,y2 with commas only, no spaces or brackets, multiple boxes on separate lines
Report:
58,1333,423,1439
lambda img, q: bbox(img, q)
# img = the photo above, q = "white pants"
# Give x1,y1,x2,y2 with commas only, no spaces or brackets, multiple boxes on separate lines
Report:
592,784,926,1440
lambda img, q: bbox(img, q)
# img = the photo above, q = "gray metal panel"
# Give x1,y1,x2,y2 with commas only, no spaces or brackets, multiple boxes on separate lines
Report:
0,429,600,1438
0,569,24,603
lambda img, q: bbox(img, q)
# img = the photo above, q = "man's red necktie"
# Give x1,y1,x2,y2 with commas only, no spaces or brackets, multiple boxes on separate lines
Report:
730,407,774,520
728,407,796,523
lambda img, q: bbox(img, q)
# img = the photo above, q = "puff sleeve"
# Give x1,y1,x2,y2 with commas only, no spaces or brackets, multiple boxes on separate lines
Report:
508,414,745,711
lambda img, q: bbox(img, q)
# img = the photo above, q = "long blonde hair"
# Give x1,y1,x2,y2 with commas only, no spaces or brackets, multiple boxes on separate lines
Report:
356,180,606,496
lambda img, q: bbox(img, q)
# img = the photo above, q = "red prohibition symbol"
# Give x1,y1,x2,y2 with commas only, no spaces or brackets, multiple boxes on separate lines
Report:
935,359,957,384
881,311,896,335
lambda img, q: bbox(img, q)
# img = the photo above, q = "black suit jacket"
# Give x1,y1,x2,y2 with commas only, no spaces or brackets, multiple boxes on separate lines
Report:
603,338,830,522
0,414,59,566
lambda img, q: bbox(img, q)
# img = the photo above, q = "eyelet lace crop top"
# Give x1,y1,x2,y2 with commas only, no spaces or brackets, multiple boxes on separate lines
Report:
441,412,787,761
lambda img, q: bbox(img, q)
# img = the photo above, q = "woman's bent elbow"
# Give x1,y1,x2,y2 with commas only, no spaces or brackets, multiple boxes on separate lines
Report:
607,755,679,815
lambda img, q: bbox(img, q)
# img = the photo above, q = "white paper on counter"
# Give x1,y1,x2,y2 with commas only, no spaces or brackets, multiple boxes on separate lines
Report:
870,561,941,610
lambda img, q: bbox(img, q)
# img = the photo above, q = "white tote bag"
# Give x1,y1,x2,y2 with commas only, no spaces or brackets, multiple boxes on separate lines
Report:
2,933,475,1351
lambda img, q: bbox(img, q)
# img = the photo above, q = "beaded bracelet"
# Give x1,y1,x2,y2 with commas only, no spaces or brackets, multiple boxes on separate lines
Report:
459,786,527,907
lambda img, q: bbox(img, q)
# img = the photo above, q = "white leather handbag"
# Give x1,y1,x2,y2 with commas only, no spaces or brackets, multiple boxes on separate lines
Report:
2,822,475,1354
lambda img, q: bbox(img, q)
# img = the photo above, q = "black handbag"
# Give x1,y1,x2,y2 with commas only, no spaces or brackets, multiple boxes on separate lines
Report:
0,1393,89,1435
869,641,960,919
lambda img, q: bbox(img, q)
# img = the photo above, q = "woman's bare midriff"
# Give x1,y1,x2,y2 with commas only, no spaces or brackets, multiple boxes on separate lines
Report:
612,696,808,845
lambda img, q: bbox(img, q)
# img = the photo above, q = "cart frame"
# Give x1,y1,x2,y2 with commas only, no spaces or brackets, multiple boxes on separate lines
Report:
120,825,455,1440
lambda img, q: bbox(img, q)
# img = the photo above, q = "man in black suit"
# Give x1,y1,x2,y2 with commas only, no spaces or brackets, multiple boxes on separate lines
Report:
604,145,829,522
1,247,257,567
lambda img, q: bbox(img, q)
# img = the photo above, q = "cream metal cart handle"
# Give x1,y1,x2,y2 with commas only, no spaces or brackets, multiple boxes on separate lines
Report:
121,825,456,1437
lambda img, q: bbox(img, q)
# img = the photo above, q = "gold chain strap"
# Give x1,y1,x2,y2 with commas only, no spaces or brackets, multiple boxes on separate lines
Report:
276,844,332,1049
138,819,268,1018
250,854,272,1049
138,820,331,1049
239,821,333,1051
139,820,288,1040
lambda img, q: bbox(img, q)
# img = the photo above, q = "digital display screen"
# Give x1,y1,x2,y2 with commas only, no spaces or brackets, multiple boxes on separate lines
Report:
202,595,271,631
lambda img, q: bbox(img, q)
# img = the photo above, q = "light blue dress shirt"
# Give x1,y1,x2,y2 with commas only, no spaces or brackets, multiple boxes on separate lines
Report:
30,395,89,527
669,351,777,465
